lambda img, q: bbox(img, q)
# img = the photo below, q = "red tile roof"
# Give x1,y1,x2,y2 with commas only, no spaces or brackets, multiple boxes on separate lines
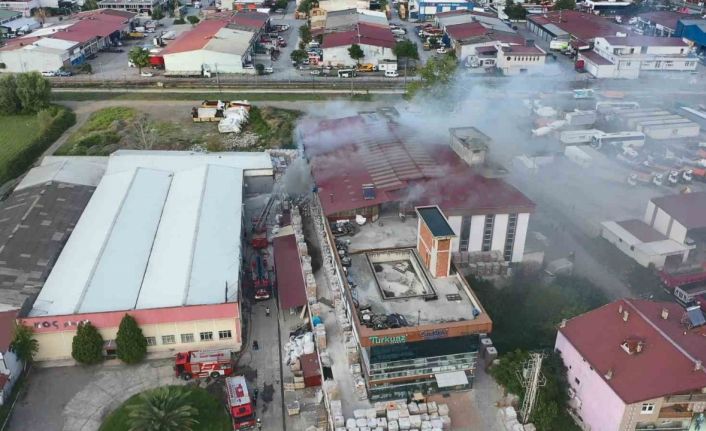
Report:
603,35,688,47
302,116,535,217
559,299,706,404
445,22,488,41
321,23,395,49
0,36,41,51
231,11,269,30
0,310,17,353
273,233,307,310
528,10,628,40
580,49,614,65
638,11,691,30
161,19,230,55
500,45,545,55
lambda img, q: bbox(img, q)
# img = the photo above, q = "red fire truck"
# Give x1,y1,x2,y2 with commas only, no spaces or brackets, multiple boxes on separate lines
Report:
226,376,258,430
174,349,233,380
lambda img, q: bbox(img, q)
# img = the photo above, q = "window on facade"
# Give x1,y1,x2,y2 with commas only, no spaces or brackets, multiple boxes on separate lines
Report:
459,216,471,252
506,56,511,61
181,333,194,343
162,335,176,345
200,331,214,341
504,213,518,261
145,336,157,346
219,330,232,340
482,215,494,252
641,403,655,414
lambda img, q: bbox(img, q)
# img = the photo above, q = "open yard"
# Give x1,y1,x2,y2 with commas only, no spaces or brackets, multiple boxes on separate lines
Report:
0,114,40,173
99,385,230,431
55,104,301,156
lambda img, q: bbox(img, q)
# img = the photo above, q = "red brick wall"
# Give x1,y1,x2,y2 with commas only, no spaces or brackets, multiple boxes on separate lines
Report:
435,238,451,277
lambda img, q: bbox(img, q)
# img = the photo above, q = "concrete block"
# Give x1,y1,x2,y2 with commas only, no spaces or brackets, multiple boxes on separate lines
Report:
388,420,399,431
398,417,411,430
387,410,400,421
354,409,366,419
409,415,422,428
418,403,428,414
427,402,438,414
408,403,419,414
357,418,368,427
437,404,449,416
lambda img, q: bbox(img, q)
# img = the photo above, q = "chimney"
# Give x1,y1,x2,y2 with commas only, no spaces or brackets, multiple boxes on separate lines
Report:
560,319,567,328
661,308,669,320
696,360,703,371
619,304,624,314
636,341,644,353
329,193,334,203
604,369,613,380
623,310,629,322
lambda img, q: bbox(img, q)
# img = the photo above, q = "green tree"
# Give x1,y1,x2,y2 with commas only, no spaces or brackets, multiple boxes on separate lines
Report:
151,5,165,20
129,47,150,75
299,24,312,44
405,53,457,99
553,0,576,9
0,74,21,115
116,314,147,364
127,387,199,431
81,0,98,10
275,0,287,9
72,322,104,365
297,0,314,14
9,324,38,371
290,49,308,64
348,43,365,65
504,0,527,20
15,72,51,113
187,15,200,25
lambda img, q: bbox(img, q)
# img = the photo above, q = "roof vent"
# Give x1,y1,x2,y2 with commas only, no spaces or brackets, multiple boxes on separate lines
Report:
618,304,624,314
661,308,669,320
622,310,629,322
604,369,613,380
560,319,567,328
696,360,703,371
620,337,644,355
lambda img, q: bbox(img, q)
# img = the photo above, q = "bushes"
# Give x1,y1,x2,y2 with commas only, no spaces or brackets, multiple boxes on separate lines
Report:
0,106,75,185
72,322,104,365
56,107,136,156
0,72,52,114
116,314,147,364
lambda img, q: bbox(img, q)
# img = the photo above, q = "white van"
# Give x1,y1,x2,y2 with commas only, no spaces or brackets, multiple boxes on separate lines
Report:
384,70,399,78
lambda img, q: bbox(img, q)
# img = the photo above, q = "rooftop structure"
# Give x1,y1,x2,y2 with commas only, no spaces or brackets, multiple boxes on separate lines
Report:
321,22,395,49
417,206,455,237
323,8,388,32
676,18,706,49
527,10,628,42
650,192,706,230
273,231,307,310
637,11,691,36
436,9,515,34
30,151,273,317
160,19,254,56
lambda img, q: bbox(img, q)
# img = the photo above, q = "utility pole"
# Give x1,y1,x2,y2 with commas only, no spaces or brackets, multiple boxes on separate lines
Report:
517,352,547,424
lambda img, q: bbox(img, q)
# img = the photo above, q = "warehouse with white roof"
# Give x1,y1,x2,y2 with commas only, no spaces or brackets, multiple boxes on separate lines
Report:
21,150,274,362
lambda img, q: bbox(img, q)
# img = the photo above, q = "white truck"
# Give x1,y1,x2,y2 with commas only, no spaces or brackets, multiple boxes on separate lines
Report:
559,129,602,145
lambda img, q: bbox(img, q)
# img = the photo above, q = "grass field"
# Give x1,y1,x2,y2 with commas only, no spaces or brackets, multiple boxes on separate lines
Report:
0,114,41,171
55,107,137,156
99,385,230,431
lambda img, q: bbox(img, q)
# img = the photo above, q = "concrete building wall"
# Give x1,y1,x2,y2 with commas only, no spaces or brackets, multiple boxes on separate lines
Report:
448,215,462,252
322,44,396,67
0,49,67,73
653,207,672,237
601,225,668,269
644,200,657,225
32,316,241,362
669,219,687,244
511,213,530,263
468,215,485,252
496,53,546,75
490,213,508,252
435,237,452,277
555,331,627,431
164,49,246,74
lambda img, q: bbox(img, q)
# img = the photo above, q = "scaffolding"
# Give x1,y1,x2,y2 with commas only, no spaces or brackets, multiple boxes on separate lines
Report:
517,352,547,424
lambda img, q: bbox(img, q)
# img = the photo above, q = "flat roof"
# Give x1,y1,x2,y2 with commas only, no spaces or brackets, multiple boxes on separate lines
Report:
348,249,481,326
580,49,614,65
417,206,455,237
273,232,307,310
528,10,627,40
651,192,706,230
616,219,667,243
30,152,273,317
0,182,95,313
17,157,107,191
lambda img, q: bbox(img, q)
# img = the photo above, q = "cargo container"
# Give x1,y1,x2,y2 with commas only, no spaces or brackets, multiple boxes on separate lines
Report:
559,129,602,145
642,122,700,140
565,110,597,127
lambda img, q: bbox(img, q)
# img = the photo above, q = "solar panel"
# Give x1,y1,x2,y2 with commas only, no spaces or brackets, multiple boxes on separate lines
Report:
687,306,706,328
362,184,376,200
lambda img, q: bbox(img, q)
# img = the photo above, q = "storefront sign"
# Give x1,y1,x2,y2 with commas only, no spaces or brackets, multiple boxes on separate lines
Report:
419,328,449,340
32,319,90,330
368,335,407,345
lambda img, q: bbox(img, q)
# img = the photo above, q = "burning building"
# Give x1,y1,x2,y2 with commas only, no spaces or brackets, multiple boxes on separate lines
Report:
300,112,535,263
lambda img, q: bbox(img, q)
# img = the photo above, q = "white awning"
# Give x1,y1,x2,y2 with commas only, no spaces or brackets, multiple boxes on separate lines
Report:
435,371,469,388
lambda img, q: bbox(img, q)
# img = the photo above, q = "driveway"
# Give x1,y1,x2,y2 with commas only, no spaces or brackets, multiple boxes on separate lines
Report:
8,360,181,431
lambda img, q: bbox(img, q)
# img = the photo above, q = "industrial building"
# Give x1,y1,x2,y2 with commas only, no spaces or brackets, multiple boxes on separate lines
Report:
339,205,492,400
406,0,474,21
301,114,535,263
527,10,627,47
161,13,269,75
98,0,167,14
636,11,691,37
601,192,706,269
578,36,697,79
676,18,706,53
320,15,396,67
557,299,706,431
0,9,134,73
11,151,274,363
612,108,700,139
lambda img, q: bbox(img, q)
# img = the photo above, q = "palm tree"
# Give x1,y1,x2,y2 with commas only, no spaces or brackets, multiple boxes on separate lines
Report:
127,386,199,431
9,324,38,372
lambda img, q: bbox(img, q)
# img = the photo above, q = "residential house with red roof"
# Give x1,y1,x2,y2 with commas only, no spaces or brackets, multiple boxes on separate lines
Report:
321,22,396,67
300,114,535,263
579,35,697,79
556,299,706,431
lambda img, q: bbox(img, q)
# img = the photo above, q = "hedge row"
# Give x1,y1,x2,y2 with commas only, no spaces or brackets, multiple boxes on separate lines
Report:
0,106,76,185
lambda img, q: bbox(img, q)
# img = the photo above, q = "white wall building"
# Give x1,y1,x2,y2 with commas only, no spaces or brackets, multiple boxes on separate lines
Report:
321,22,396,67
162,20,257,75
580,35,697,79
601,192,706,269
495,44,547,75
0,38,80,73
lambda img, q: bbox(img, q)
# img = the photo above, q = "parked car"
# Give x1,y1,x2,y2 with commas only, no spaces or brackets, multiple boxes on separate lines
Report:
310,69,321,75
264,66,274,73
436,47,448,54
56,70,72,77
140,71,154,77
41,71,56,77
384,70,399,78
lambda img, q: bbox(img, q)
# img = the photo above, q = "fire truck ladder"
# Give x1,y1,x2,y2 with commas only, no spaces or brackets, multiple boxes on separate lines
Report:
253,194,276,233
517,352,547,424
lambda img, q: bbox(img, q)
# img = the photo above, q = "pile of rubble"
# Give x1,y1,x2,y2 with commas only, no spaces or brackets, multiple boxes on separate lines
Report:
334,400,452,431
497,406,536,431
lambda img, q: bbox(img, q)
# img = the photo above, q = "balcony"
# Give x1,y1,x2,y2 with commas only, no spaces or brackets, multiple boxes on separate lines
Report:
658,406,693,419
635,420,690,431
